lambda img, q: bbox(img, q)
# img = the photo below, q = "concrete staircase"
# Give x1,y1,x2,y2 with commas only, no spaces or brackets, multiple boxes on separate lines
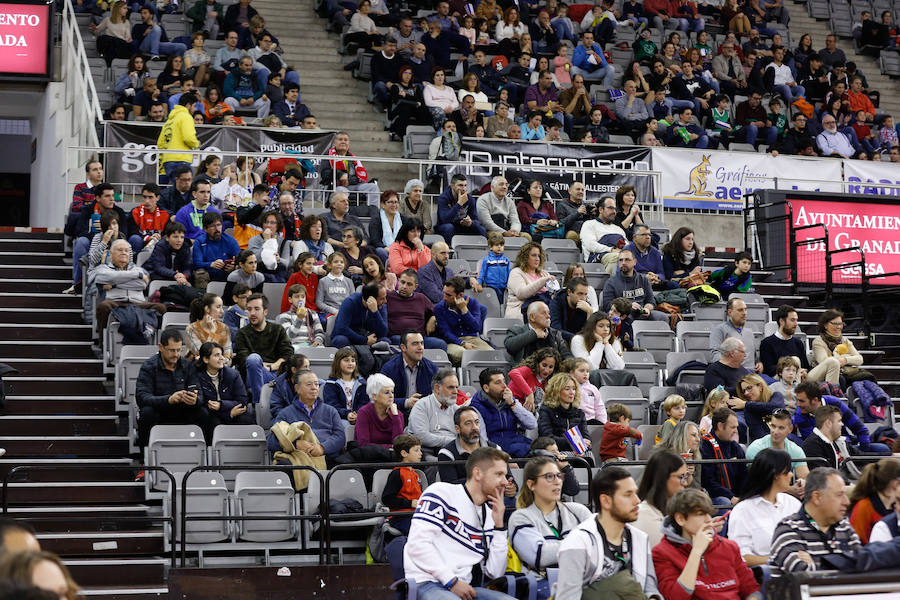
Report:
252,0,414,193
788,0,900,117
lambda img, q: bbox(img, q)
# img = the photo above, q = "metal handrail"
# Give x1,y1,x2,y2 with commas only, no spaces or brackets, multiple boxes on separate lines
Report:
61,0,103,140
179,464,325,567
2,464,177,568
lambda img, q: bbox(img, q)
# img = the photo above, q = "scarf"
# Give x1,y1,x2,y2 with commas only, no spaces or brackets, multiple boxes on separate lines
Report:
305,238,327,262
821,332,843,351
326,147,367,182
380,209,402,247
682,249,696,264
701,432,732,491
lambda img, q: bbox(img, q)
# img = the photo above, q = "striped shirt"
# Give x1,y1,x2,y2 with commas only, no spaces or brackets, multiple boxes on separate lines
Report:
769,509,861,577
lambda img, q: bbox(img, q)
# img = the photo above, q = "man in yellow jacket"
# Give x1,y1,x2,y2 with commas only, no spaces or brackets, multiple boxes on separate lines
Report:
157,92,200,183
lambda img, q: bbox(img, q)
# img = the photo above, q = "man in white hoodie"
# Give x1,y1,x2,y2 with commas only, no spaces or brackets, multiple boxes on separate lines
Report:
403,446,515,599
555,466,662,600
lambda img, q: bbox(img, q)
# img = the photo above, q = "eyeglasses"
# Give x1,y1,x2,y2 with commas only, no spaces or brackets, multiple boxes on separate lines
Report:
536,472,565,483
672,472,691,483
828,321,844,327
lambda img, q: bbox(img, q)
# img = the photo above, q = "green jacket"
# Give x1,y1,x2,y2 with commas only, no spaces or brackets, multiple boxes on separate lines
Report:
186,0,224,30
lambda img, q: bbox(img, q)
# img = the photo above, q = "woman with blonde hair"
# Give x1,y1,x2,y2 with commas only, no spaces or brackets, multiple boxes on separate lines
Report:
93,0,133,67
505,242,557,319
733,373,785,442
537,373,591,459
0,550,81,600
654,420,702,488
508,456,592,600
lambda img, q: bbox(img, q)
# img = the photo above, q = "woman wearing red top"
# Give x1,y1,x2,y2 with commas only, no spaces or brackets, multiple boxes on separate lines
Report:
849,458,900,543
515,180,559,243
354,374,405,455
387,217,431,276
280,252,319,313
508,347,561,413
653,488,761,600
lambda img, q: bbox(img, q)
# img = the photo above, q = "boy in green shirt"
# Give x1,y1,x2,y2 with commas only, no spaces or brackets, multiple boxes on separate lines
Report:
632,28,658,64
710,94,732,146
767,98,787,141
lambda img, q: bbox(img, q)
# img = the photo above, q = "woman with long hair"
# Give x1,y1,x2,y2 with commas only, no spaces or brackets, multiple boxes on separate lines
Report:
293,214,335,268
388,217,431,275
537,372,591,459
733,373,785,441
0,550,81,600
849,458,900,543
634,451,690,547
794,33,814,69
508,456,592,600
496,6,527,57
812,308,875,383
114,53,150,102
269,354,311,419
361,253,398,290
571,311,625,370
516,180,559,243
661,226,703,281
509,347,561,411
727,448,801,565
157,54,185,95
93,0,133,67
194,155,222,186
194,341,253,426
614,184,644,239
655,420,702,487
322,347,369,424
202,86,232,124
235,155,262,189
225,249,265,300
185,293,232,363
388,66,430,141
505,242,557,320
423,67,459,129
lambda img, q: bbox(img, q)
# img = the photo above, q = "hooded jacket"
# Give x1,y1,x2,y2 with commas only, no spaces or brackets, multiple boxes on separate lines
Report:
652,518,761,600
157,105,200,173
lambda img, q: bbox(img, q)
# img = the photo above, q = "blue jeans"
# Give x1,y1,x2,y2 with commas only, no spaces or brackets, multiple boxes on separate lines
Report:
128,234,145,256
389,335,448,352
774,83,805,103
435,221,486,245
570,64,615,86
375,247,389,264
373,81,390,105
245,353,277,403
138,25,187,56
551,17,575,41
72,236,90,283
416,581,515,600
740,124,777,146
162,160,191,185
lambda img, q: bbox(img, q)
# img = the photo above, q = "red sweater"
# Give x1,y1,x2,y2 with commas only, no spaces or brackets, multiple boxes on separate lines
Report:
652,534,760,600
281,270,319,313
850,496,890,544
508,365,543,402
598,422,642,461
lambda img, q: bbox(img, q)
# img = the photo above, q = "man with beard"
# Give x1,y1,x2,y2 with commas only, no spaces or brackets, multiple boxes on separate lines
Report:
817,114,856,158
435,173,485,244
192,212,240,281
760,304,837,382
416,241,478,304
555,467,662,600
409,367,464,459
556,181,595,243
233,293,293,402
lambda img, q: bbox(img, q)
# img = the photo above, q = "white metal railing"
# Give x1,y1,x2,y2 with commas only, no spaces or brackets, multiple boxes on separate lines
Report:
60,0,103,154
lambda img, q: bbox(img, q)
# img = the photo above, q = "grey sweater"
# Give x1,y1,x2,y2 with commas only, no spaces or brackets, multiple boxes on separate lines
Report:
600,271,655,312
508,502,593,576
316,273,356,315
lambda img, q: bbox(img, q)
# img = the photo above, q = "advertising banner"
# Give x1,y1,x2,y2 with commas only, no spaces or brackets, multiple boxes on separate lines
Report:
449,139,654,203
790,196,900,286
0,0,51,79
652,148,843,210
843,160,900,198
103,122,336,186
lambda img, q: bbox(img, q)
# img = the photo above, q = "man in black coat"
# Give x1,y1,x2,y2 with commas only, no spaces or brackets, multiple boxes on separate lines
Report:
549,277,593,342
505,301,573,363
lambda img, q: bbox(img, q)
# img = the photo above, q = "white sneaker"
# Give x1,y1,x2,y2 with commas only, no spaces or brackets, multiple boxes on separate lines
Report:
0,448,6,457
63,284,77,295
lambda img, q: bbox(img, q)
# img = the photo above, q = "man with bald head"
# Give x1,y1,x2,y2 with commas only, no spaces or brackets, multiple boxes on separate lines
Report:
476,176,530,240
406,42,435,84
0,519,40,553
416,240,478,304
504,301,573,363
94,238,166,338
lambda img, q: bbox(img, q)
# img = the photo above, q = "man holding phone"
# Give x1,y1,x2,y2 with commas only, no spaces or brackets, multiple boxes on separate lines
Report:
135,328,213,446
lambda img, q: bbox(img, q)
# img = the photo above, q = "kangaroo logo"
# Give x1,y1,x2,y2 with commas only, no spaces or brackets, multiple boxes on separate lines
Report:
677,154,714,197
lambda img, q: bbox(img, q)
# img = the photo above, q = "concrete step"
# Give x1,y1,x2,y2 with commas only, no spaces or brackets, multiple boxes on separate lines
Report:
4,396,116,415
0,323,93,341
5,481,145,504
4,376,109,396
0,458,135,482
2,435,131,457
39,530,165,557
0,292,83,308
0,415,119,436
64,558,167,588
0,307,86,324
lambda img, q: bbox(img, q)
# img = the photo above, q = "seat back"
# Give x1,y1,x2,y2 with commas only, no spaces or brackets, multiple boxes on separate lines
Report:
579,263,609,292
211,425,267,490
451,235,489,262
589,369,638,389
176,471,230,543
303,347,339,380
623,351,661,395
160,312,190,343
637,425,661,460
664,351,709,386
459,349,509,385
446,259,474,277
207,281,227,297
690,302,727,324
482,317,521,348
631,321,676,366
471,288,503,319
423,348,452,370
262,283,286,316
234,471,295,542
597,385,644,401
147,425,207,492
541,239,580,266
676,321,715,353
116,345,156,407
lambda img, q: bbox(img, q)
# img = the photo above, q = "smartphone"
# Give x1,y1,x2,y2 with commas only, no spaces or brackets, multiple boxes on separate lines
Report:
186,384,198,395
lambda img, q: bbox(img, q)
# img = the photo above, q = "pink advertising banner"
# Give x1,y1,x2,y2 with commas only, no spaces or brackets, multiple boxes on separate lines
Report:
0,2,50,77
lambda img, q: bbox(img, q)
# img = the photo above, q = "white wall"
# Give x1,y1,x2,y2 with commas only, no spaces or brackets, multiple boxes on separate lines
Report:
29,82,67,229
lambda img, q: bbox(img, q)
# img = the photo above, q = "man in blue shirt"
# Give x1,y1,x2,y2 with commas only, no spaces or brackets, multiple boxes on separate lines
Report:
331,284,389,376
571,31,615,86
791,381,891,454
192,212,240,281
623,224,669,288
433,277,492,366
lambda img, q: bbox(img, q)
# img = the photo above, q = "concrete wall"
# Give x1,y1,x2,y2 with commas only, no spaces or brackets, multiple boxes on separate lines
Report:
663,211,746,250
29,82,67,229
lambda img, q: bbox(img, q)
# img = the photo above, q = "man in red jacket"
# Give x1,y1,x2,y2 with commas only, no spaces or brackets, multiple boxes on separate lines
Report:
128,183,171,254
652,488,762,600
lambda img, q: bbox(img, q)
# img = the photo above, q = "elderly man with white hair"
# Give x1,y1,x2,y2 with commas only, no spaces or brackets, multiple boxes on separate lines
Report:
703,337,752,397
351,373,405,461
94,238,166,338
409,367,466,459
476,176,531,240
504,301,573,364
816,114,857,159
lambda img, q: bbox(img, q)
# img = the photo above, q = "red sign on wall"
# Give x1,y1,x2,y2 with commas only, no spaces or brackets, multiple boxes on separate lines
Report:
790,197,900,286
0,1,51,79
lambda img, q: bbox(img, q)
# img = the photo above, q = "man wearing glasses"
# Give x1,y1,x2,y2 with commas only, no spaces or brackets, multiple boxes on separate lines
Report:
623,224,668,289
817,114,856,158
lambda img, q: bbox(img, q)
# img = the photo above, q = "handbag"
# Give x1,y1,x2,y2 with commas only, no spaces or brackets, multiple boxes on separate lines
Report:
530,223,565,238
679,270,708,288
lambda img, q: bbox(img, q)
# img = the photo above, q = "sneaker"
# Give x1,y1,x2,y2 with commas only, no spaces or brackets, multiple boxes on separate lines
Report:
134,470,145,482
0,448,5,457
62,283,80,295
